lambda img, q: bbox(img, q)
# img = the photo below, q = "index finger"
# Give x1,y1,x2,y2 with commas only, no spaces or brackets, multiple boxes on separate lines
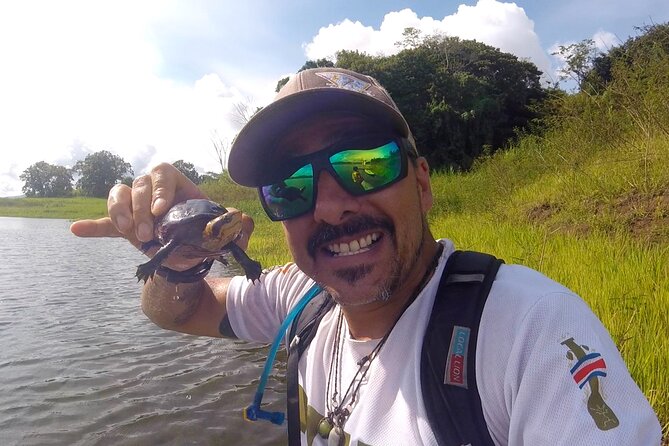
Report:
70,217,142,249
70,217,123,238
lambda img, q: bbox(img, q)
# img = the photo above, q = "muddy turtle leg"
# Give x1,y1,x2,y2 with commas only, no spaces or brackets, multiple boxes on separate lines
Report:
135,239,178,283
227,244,262,282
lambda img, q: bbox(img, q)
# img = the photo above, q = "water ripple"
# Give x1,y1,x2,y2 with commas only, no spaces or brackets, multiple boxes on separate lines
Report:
0,217,286,446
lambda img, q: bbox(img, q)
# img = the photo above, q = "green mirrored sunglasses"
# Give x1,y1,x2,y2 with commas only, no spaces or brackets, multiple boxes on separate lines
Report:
258,137,412,221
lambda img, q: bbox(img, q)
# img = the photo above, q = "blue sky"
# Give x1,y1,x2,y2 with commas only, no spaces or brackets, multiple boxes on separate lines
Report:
1,0,668,197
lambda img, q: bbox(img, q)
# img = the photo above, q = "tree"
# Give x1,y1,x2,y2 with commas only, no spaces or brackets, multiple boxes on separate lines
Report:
200,171,221,183
275,58,335,92
20,161,73,197
551,39,598,91
172,160,201,185
275,76,290,93
230,96,261,129
211,130,229,173
336,35,545,171
585,23,669,93
299,58,335,71
73,150,133,198
395,27,424,49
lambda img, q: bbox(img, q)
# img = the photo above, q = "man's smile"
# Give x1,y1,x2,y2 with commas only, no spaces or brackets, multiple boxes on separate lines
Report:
307,215,394,259
327,232,381,256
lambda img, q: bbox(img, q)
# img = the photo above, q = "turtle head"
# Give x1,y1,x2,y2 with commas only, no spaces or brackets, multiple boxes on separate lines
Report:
203,209,243,250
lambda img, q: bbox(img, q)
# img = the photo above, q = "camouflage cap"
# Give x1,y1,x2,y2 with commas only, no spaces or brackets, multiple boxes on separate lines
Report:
228,67,411,186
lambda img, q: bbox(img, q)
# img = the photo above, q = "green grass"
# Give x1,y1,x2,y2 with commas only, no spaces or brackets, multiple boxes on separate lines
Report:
0,196,108,220
430,214,668,426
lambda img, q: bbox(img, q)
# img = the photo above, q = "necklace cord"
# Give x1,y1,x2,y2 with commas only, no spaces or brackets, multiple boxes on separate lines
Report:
324,243,444,431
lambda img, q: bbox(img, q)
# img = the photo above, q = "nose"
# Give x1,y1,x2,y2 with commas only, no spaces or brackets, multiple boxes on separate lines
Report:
312,171,361,225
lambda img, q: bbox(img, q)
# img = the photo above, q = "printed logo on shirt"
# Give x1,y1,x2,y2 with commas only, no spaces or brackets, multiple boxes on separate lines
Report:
444,325,470,388
561,337,620,431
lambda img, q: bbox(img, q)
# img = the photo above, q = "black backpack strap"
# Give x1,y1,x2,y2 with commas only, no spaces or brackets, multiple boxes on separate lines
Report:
286,290,335,446
421,250,503,446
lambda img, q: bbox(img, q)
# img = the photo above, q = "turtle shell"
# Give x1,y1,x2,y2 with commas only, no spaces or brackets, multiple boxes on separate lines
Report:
135,199,262,283
155,199,233,248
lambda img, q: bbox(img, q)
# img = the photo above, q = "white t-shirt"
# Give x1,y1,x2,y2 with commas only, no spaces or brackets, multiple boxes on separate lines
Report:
226,240,661,446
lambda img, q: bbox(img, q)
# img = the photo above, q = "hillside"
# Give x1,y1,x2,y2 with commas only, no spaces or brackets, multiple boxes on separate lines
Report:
423,30,669,437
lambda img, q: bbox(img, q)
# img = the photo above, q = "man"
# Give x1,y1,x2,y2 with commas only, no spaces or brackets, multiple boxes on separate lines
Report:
71,68,661,445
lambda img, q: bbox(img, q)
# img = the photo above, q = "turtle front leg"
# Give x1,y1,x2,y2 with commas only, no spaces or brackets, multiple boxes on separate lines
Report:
227,244,262,282
135,239,177,283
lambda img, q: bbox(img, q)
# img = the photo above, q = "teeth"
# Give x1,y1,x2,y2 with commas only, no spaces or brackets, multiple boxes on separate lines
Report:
328,233,380,256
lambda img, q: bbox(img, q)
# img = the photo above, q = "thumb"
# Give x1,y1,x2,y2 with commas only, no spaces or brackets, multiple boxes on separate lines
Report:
235,214,255,251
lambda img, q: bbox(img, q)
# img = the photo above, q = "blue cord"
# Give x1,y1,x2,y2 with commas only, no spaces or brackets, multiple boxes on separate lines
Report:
243,283,323,425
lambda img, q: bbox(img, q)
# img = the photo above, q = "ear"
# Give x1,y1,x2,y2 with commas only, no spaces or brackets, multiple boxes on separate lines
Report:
414,157,433,213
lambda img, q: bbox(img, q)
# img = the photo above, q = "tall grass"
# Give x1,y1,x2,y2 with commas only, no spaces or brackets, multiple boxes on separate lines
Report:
428,43,669,435
430,215,668,426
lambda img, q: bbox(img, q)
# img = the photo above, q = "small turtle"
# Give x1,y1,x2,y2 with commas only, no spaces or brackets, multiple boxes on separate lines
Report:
135,199,262,283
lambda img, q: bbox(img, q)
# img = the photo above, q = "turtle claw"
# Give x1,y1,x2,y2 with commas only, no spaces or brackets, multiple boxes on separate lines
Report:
227,244,263,283
244,258,263,283
135,261,157,283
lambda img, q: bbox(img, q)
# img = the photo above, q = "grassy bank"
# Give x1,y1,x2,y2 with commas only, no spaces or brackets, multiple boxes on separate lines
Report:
0,197,107,220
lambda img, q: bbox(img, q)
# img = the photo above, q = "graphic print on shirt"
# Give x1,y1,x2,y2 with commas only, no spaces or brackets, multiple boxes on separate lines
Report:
561,337,620,430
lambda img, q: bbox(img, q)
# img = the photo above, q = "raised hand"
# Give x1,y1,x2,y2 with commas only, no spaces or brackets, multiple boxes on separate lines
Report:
70,162,206,251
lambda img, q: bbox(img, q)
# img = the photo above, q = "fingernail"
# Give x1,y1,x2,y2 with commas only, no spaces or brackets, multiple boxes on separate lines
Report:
116,215,131,231
153,198,167,213
138,222,153,241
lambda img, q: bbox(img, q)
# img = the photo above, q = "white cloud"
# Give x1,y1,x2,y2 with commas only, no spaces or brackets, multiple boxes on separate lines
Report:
0,1,271,196
304,1,551,78
592,30,621,52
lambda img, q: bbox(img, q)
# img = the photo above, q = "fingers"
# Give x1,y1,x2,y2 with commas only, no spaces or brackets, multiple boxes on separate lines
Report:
241,213,255,239
71,162,208,249
70,217,121,238
128,163,204,243
148,164,178,216
130,175,156,242
107,182,135,237
229,208,255,251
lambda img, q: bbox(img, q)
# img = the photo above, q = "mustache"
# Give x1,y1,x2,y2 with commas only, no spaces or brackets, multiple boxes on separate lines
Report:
307,215,395,257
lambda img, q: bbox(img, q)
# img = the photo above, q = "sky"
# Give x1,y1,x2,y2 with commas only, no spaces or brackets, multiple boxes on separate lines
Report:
1,0,668,197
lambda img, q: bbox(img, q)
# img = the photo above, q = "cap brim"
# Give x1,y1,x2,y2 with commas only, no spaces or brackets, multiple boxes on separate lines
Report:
228,88,409,187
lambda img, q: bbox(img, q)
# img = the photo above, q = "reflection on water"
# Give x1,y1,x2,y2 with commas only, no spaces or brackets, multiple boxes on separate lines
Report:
0,217,286,445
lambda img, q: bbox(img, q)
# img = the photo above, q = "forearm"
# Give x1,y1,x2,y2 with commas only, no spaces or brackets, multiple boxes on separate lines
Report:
140,275,208,331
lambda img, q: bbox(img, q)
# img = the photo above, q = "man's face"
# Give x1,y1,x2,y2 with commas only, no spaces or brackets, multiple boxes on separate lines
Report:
276,115,434,307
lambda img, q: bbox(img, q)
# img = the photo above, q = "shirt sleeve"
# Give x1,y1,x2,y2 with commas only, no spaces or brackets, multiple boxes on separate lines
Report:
478,265,662,446
224,263,316,344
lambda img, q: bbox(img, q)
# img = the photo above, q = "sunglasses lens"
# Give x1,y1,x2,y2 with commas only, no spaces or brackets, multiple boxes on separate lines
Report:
259,163,314,220
259,140,406,221
330,141,403,194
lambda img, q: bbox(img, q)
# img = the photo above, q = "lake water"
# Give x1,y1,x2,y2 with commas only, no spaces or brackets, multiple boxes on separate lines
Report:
0,217,287,445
